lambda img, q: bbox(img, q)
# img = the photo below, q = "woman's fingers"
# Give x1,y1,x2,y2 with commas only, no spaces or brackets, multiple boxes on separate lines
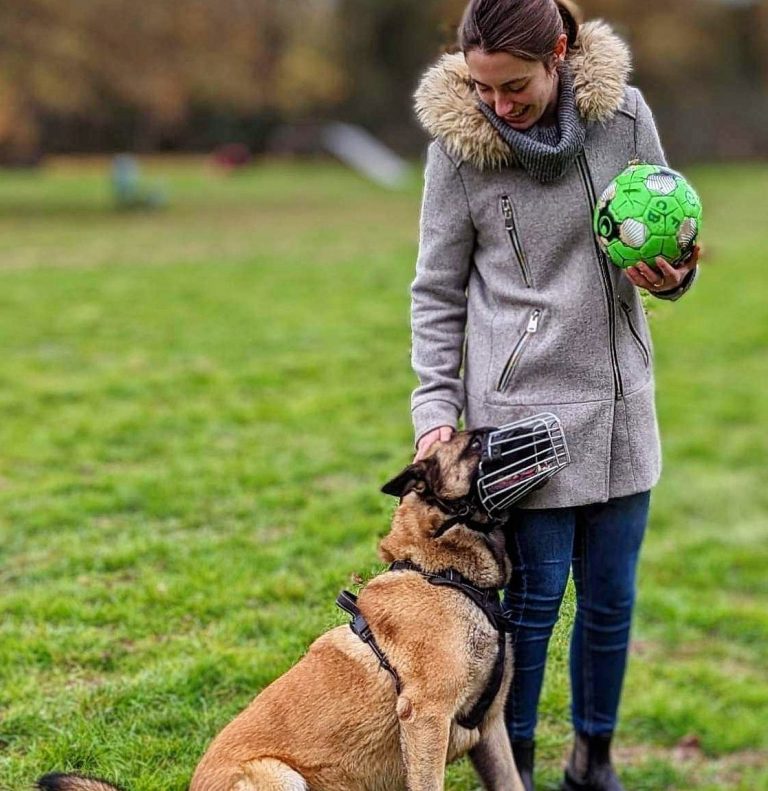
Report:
439,426,454,443
655,258,681,284
625,265,655,290
414,426,454,461
637,260,664,286
626,245,701,292
681,244,701,267
415,428,441,461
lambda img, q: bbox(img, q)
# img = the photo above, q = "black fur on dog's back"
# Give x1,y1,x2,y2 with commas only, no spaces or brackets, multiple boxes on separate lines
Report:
37,773,123,791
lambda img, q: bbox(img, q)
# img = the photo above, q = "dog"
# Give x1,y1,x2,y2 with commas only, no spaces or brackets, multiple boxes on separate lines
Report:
38,429,524,791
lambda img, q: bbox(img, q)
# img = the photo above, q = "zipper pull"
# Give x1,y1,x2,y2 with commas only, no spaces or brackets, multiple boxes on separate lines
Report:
527,310,541,333
501,196,514,226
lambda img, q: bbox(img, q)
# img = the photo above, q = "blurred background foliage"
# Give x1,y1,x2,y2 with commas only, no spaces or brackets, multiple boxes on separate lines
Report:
0,0,766,164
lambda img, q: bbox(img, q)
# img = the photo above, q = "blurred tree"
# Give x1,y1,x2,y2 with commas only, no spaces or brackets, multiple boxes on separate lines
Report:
334,0,446,150
0,0,346,161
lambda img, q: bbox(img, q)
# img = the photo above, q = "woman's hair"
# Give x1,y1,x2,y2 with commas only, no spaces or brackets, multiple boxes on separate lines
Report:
459,0,581,64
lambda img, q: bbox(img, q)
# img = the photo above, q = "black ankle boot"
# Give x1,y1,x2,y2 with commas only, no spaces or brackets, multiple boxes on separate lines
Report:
561,732,625,791
511,739,535,791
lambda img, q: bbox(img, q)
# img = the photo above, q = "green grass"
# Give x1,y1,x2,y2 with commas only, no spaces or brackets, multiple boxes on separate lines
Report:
0,157,766,790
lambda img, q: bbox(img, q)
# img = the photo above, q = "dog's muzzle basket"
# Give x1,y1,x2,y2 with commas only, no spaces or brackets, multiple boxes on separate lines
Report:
477,413,570,516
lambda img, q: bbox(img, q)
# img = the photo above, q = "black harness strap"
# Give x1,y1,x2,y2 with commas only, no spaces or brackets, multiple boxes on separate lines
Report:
336,562,514,731
422,492,496,537
336,589,402,694
463,629,507,730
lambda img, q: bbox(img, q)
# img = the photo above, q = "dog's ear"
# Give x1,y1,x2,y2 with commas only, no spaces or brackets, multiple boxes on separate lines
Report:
381,460,432,499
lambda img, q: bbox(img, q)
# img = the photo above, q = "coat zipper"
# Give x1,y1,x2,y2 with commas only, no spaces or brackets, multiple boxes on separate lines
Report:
620,301,650,368
575,153,624,400
497,309,541,391
501,195,533,288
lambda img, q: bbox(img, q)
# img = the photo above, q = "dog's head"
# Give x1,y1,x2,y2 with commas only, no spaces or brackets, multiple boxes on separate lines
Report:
380,428,486,505
378,429,511,589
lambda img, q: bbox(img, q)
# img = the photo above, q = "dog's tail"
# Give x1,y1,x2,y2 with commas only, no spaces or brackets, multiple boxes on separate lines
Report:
37,773,124,791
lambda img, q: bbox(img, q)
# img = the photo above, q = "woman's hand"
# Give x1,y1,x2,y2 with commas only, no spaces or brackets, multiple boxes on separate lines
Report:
624,245,700,293
414,425,454,462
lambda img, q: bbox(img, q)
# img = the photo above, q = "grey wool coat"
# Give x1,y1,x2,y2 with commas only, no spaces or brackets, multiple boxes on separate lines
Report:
410,21,697,509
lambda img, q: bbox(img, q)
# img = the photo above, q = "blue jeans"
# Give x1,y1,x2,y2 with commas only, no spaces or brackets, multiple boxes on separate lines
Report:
502,491,650,740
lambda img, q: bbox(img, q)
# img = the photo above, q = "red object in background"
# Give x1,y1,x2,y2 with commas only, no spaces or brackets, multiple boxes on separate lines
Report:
211,143,252,171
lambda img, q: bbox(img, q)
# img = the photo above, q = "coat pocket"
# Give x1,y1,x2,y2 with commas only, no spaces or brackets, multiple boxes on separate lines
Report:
501,195,533,288
619,300,650,368
497,309,542,391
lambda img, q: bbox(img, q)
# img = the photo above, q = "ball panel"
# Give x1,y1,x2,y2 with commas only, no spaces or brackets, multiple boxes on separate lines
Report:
605,241,635,268
645,173,677,195
638,236,665,262
677,217,698,249
642,209,667,235
598,182,616,208
664,213,684,236
661,236,681,261
619,218,648,248
647,196,681,217
606,195,636,221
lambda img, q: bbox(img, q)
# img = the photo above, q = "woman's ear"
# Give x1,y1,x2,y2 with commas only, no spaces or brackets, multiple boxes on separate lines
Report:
381,460,430,498
554,32,568,61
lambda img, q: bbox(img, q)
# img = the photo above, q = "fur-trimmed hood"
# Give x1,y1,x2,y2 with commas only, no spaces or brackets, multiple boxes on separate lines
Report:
414,20,631,171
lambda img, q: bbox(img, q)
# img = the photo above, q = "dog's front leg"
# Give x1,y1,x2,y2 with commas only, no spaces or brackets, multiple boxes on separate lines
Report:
468,714,525,791
397,695,451,791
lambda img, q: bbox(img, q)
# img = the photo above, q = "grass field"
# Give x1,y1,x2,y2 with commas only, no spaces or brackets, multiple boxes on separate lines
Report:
0,157,766,791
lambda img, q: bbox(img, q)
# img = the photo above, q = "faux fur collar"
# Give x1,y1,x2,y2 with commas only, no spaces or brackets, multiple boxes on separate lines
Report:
414,21,631,170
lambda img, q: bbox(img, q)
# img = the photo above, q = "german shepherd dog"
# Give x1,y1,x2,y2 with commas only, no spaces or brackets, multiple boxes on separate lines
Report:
38,429,523,791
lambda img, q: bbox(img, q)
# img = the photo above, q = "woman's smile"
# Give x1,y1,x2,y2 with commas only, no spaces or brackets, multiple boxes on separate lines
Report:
503,105,530,124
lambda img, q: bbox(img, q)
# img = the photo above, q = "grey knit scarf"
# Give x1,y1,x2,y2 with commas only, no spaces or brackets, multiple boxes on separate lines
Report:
478,63,586,184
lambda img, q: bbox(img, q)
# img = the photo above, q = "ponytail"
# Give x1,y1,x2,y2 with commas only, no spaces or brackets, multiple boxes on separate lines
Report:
554,0,582,49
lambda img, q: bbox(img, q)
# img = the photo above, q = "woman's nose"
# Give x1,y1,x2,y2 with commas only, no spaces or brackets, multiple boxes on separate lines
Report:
494,95,513,117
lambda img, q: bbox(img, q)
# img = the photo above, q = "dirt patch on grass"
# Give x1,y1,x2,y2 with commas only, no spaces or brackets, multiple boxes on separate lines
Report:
613,737,768,786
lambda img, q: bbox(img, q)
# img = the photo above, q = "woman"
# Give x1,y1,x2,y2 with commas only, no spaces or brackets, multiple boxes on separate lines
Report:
409,1,699,789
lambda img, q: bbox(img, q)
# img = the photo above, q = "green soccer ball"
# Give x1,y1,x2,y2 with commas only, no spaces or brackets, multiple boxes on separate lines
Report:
593,164,703,269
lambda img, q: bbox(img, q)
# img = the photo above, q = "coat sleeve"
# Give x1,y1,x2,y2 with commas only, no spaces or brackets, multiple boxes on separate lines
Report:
633,86,699,302
410,141,476,445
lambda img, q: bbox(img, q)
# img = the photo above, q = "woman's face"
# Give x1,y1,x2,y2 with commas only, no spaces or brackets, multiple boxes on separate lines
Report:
466,35,567,130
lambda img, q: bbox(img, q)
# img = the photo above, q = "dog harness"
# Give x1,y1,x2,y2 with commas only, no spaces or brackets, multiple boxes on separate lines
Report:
336,560,514,730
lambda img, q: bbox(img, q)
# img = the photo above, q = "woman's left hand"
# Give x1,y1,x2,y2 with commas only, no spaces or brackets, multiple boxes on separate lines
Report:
625,245,700,293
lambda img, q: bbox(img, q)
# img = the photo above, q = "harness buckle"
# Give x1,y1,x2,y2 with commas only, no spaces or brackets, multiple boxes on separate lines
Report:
455,502,472,518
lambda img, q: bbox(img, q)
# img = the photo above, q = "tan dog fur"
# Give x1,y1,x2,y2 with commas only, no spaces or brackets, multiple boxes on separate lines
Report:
38,431,523,791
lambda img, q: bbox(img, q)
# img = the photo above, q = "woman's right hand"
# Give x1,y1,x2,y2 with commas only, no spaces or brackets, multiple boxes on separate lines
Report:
414,425,455,461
